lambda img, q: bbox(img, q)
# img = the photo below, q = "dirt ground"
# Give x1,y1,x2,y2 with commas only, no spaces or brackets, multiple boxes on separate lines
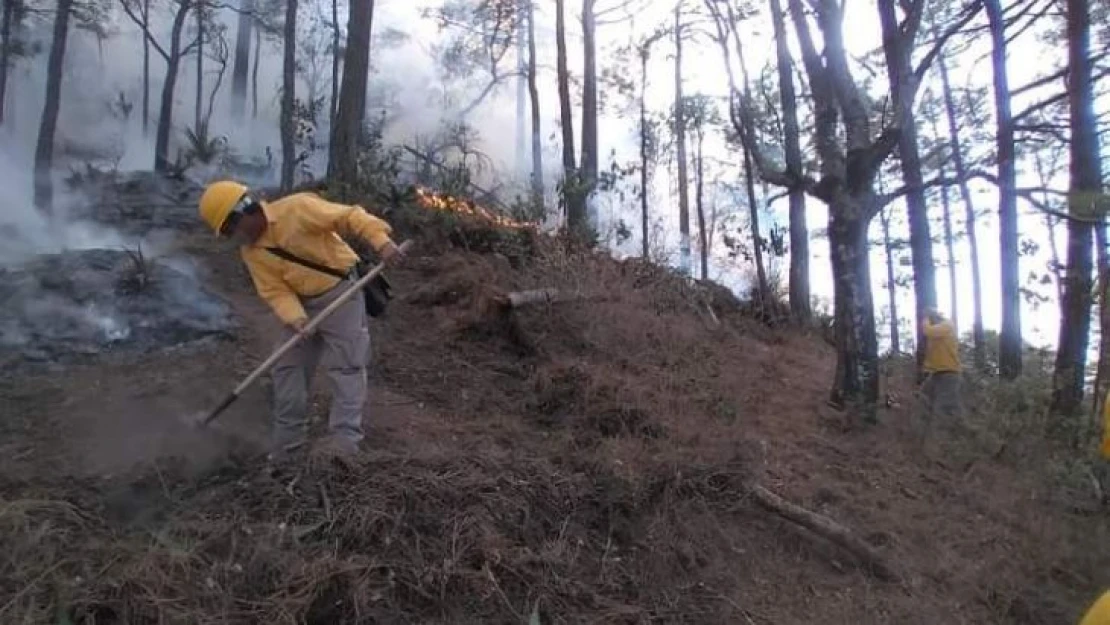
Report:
1,211,1108,624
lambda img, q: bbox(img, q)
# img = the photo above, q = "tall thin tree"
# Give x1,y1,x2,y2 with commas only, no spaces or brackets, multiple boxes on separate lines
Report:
1051,0,1101,415
555,0,583,230
769,0,809,321
328,0,373,191
984,0,1022,378
230,0,253,120
33,0,74,213
280,0,297,191
525,0,543,206
938,53,985,367
673,3,691,275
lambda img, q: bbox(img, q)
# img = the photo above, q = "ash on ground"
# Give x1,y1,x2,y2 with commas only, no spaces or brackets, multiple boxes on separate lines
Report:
0,249,234,366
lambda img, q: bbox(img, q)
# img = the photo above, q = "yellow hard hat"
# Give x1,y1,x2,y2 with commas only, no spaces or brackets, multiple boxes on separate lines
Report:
198,180,250,234
1079,591,1110,625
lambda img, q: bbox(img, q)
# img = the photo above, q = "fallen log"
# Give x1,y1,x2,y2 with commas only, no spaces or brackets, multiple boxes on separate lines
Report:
750,485,899,582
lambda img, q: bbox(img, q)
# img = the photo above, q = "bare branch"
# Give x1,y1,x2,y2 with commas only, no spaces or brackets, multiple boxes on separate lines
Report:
119,0,170,62
911,0,983,85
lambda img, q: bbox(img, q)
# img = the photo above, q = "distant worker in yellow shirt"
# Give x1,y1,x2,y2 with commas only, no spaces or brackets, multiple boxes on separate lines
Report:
917,308,962,445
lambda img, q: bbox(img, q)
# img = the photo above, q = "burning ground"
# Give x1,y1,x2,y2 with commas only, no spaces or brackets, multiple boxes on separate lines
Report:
0,181,1107,624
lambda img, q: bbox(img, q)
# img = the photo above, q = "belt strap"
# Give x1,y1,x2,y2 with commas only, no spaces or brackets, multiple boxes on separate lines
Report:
265,247,352,280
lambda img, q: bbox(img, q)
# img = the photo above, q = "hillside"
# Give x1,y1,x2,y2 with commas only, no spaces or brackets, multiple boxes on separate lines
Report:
0,178,1107,625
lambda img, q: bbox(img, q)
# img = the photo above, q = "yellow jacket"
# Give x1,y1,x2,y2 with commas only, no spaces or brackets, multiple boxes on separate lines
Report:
240,193,394,326
1101,395,1110,460
1080,591,1110,625
922,318,961,373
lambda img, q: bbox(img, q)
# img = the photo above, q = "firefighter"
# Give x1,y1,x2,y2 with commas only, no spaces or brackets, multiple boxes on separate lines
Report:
198,180,403,461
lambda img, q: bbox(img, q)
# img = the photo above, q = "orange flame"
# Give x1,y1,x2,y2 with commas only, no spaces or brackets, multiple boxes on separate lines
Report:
414,187,536,230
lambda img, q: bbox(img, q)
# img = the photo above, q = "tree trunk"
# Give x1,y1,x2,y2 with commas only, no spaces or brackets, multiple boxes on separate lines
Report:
154,1,192,172
329,0,338,127
1051,0,1100,416
231,0,252,121
141,0,150,134
1093,222,1109,434
828,201,880,422
195,1,203,130
639,45,650,259
0,0,15,125
280,0,297,191
880,207,901,355
555,0,582,230
33,0,73,213
525,0,543,207
939,164,959,335
769,0,809,322
898,120,937,369
327,0,373,191
695,126,708,280
879,0,936,371
579,0,598,216
515,0,526,176
674,4,691,275
984,0,1022,378
743,140,768,307
938,54,985,369
251,22,260,118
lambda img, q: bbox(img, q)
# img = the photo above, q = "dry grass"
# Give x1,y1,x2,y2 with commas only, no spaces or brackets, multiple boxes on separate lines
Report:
2,204,1108,624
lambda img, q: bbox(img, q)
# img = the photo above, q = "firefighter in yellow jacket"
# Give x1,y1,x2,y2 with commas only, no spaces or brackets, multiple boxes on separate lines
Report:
198,181,403,460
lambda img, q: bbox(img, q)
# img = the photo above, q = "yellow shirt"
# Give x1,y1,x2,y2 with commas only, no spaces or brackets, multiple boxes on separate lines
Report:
1080,591,1110,625
922,319,961,373
240,193,394,325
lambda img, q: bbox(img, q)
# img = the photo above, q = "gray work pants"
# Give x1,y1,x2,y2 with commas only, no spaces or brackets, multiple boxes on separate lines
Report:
270,277,369,453
922,371,962,420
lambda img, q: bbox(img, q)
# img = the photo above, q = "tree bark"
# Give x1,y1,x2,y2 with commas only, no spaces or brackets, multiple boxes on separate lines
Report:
938,54,985,369
231,0,253,121
251,22,260,118
579,0,598,215
743,140,768,307
750,485,898,582
769,0,809,322
880,207,901,355
515,0,526,176
153,1,192,172
0,0,15,125
984,0,1022,378
878,0,936,372
828,202,881,422
674,4,691,275
555,0,583,231
33,0,73,214
195,1,203,130
327,0,373,192
1051,0,1100,416
525,0,543,207
939,164,959,335
639,44,651,258
280,0,297,191
142,0,151,134
695,125,708,280
329,0,338,127
1093,222,1109,434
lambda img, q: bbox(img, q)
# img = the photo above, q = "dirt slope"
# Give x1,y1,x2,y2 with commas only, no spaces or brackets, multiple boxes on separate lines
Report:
1,194,1106,624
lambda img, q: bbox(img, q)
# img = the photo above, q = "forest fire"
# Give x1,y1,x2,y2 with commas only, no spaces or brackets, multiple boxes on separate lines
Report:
414,187,536,230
